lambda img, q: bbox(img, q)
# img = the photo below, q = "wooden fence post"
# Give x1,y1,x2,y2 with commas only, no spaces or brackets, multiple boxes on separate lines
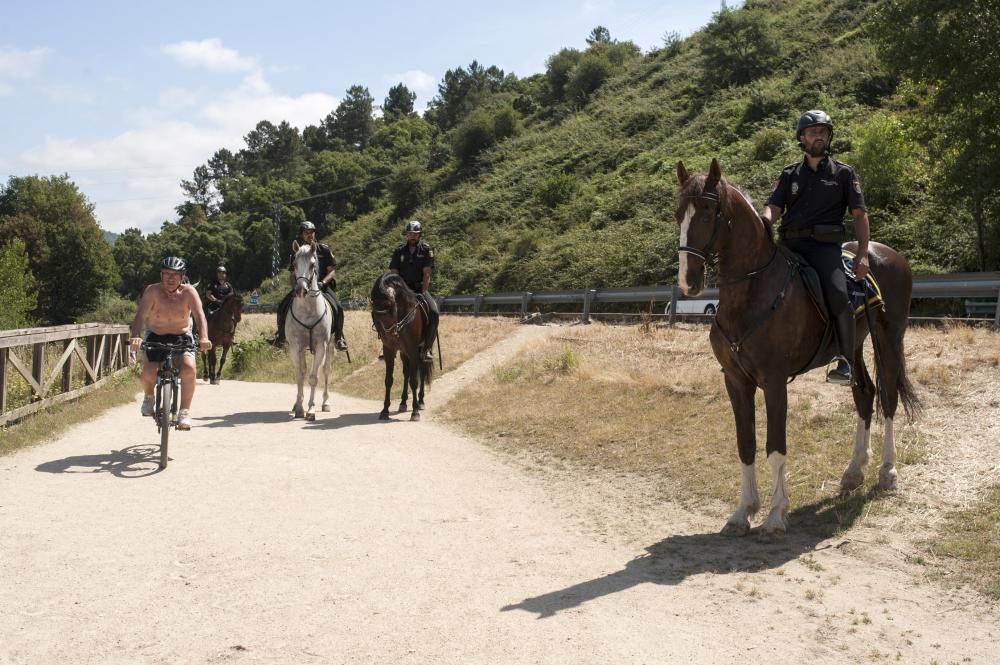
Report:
32,342,44,400
0,349,7,414
62,339,74,393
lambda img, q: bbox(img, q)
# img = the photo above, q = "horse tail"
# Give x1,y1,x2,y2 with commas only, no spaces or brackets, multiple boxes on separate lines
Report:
421,356,434,387
871,320,923,422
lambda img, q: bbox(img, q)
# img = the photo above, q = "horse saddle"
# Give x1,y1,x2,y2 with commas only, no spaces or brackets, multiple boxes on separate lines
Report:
787,248,884,322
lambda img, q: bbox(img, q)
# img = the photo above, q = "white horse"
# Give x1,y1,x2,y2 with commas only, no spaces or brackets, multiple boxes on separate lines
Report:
287,240,333,420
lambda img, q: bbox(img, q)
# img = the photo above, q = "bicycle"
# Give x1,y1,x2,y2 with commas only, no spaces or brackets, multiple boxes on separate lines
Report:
140,340,195,469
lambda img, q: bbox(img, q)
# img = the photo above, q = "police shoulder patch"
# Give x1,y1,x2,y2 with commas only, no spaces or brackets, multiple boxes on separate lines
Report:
853,179,862,194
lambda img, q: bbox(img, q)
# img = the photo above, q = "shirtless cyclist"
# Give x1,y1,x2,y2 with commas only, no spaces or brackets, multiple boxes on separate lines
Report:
129,256,212,430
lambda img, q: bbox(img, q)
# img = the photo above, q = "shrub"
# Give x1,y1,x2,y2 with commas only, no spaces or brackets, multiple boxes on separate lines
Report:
750,127,787,162
230,337,277,375
535,174,582,208
76,290,136,325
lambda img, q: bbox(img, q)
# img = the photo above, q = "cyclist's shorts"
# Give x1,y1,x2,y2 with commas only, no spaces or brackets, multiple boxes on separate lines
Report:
144,332,196,362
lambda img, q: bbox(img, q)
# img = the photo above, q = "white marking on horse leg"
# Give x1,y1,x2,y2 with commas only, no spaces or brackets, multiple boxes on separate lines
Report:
761,452,789,540
722,463,758,536
678,203,694,295
879,417,898,491
841,417,871,491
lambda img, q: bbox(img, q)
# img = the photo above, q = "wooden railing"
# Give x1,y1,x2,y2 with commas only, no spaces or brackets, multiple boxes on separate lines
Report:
0,323,131,426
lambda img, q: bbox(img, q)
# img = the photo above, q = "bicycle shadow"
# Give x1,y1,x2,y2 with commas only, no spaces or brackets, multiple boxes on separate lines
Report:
501,492,878,618
35,444,164,478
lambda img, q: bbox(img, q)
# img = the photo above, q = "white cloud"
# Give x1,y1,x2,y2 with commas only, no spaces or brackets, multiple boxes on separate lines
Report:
160,38,257,73
390,69,437,99
17,71,339,234
0,46,52,81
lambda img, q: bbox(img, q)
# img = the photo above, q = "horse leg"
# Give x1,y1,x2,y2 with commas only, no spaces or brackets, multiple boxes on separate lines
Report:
721,372,759,537
398,353,410,413
216,344,229,384
409,354,421,421
760,381,790,542
321,341,331,412
874,322,907,492
842,344,876,492
380,354,394,419
201,352,209,382
305,345,325,421
292,346,306,419
209,349,219,384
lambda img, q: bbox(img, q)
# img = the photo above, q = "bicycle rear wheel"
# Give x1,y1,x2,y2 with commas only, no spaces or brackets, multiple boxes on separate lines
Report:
159,380,172,468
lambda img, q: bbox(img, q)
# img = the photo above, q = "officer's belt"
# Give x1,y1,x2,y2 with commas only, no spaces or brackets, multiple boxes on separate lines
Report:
779,224,846,242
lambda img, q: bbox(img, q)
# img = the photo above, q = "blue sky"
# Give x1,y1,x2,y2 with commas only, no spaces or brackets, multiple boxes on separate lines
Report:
1,0,737,234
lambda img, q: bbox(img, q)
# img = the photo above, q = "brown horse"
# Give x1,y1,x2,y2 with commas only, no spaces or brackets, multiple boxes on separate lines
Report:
675,159,920,541
201,292,243,384
370,273,433,421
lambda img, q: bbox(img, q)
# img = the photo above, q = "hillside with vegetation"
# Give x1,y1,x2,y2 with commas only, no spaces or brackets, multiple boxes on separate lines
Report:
2,0,997,324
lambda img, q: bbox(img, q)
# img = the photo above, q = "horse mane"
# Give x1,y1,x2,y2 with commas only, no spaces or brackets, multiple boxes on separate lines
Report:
679,172,774,240
371,272,415,306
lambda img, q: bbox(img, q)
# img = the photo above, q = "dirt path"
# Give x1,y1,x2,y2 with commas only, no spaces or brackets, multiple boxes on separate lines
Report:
1,323,996,664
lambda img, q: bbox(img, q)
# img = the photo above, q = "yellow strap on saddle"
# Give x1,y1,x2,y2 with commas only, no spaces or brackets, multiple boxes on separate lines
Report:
842,249,884,315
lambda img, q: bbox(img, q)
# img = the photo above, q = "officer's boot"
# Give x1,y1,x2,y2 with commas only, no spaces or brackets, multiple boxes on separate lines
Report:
333,302,347,351
827,304,856,386
422,312,438,363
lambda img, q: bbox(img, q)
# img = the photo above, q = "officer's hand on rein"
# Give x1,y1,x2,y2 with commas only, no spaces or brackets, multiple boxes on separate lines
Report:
854,253,870,281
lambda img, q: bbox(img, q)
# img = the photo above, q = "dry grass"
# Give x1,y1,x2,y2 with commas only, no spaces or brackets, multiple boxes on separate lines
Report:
231,311,516,400
335,314,517,400
438,323,1000,534
929,485,1000,599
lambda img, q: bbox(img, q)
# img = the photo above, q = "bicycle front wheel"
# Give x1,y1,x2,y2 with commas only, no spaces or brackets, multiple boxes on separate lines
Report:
159,380,172,468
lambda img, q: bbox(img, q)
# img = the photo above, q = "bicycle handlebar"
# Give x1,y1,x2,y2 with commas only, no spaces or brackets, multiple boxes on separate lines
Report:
140,341,197,353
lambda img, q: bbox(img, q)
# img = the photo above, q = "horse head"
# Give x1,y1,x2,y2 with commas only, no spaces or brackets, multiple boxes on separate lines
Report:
227,291,244,323
675,159,730,296
291,240,320,299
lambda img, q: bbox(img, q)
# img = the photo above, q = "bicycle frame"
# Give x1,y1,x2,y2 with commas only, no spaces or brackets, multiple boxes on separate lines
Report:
142,341,192,469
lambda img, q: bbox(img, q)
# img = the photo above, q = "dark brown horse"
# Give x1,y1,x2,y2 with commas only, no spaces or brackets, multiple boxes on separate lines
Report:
675,159,920,541
370,273,433,421
201,292,243,384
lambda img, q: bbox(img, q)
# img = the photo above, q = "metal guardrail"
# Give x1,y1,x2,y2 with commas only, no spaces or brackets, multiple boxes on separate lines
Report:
439,272,1000,327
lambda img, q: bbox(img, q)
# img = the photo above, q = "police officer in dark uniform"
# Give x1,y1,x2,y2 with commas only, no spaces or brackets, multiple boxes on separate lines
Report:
760,110,871,385
389,220,439,362
204,265,234,318
271,221,348,350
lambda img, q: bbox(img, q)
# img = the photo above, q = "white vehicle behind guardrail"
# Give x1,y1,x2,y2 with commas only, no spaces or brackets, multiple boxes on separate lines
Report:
665,298,719,315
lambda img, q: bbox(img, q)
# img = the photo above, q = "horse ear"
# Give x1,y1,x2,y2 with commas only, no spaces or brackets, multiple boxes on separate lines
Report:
706,158,722,189
292,239,300,252
676,161,689,186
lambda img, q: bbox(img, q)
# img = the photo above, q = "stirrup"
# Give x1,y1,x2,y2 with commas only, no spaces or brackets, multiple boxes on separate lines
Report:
826,357,853,386
335,337,348,350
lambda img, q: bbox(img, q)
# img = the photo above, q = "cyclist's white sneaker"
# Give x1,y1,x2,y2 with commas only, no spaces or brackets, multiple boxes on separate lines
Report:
140,395,155,417
177,409,192,430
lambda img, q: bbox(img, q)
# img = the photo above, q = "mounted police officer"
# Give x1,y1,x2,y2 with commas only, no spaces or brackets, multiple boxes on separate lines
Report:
389,220,439,362
204,265,234,318
760,110,871,385
270,221,348,350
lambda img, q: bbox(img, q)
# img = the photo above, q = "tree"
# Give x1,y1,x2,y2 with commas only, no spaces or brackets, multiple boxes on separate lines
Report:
112,228,154,299
383,83,417,121
545,48,582,103
426,61,510,130
700,7,781,89
0,175,117,324
324,85,376,149
239,120,307,180
870,0,1000,269
0,239,37,329
586,26,611,46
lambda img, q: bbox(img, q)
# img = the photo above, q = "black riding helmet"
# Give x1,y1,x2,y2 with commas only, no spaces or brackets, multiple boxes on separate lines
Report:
300,221,317,232
795,110,834,150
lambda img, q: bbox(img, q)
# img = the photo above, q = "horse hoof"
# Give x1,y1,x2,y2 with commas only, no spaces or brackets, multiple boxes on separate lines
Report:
305,412,316,421
720,521,750,537
379,411,390,420
211,379,219,385
840,468,865,493
758,527,786,543
321,405,330,412
878,466,898,492
398,405,408,413
410,412,421,421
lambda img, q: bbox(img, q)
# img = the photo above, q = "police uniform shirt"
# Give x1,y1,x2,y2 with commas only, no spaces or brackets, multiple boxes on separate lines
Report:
767,157,866,232
389,241,434,291
207,279,234,301
287,243,336,278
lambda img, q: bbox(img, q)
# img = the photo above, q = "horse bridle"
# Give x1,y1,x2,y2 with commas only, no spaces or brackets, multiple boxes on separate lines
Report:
677,187,778,284
677,190,726,267
372,298,420,339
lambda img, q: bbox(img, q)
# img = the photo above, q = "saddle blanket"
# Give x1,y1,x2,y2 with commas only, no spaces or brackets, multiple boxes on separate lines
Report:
842,249,884,316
